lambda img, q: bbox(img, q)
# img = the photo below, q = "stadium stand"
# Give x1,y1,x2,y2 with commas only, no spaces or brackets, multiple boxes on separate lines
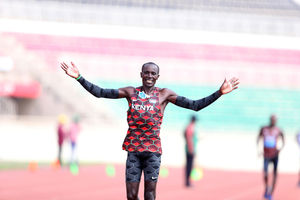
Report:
1,31,300,131
1,0,300,36
0,33,114,120
1,0,300,130
26,0,300,13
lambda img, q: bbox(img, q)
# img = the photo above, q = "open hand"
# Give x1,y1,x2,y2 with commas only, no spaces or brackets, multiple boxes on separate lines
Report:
60,62,80,79
219,77,239,95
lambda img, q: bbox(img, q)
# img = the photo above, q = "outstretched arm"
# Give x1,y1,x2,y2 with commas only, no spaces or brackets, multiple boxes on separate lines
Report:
174,90,222,111
60,62,129,98
165,77,239,111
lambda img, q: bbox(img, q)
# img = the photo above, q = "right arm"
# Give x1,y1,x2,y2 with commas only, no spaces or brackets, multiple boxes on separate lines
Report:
60,62,131,99
257,128,263,145
77,76,119,98
257,128,264,156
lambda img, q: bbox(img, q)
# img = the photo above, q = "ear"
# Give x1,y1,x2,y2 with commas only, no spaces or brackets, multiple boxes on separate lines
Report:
140,72,143,78
156,74,160,80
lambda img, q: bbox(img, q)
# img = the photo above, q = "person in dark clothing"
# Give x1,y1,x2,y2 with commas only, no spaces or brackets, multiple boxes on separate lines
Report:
184,115,198,187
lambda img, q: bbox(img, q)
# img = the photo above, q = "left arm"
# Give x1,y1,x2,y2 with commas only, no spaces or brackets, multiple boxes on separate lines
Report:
166,77,239,111
174,90,222,111
256,128,264,156
278,131,285,152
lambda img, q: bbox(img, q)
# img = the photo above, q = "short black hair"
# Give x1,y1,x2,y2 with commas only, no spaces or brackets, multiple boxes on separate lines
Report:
191,115,197,122
142,62,160,74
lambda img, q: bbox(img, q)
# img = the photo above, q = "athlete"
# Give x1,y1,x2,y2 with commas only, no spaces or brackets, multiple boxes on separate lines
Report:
184,115,198,187
296,131,300,186
60,61,239,200
68,115,81,164
57,114,68,166
257,115,285,200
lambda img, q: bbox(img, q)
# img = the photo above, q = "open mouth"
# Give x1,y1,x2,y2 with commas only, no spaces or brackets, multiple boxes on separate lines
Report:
146,80,153,84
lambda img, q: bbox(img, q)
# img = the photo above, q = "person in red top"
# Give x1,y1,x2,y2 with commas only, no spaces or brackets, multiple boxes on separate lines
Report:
60,61,239,200
184,115,198,187
57,114,68,166
257,115,285,200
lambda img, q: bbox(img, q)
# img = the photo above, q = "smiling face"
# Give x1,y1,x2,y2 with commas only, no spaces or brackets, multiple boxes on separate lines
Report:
140,63,160,89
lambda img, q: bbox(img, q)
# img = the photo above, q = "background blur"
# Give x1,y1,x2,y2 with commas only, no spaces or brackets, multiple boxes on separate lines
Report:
1,0,300,174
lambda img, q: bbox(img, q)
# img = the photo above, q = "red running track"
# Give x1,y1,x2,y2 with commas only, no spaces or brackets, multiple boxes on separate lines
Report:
0,165,299,200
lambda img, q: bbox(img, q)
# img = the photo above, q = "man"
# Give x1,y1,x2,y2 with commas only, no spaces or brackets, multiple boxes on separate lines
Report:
184,115,198,187
60,61,239,200
297,131,300,186
257,115,285,200
69,115,81,164
57,114,68,166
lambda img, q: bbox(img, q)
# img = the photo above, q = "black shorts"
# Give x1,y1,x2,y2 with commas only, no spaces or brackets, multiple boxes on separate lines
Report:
126,152,161,182
264,156,278,174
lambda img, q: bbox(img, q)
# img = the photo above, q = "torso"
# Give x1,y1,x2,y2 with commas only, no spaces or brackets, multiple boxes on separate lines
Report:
185,123,197,152
261,126,281,158
69,123,80,142
58,124,66,145
122,87,164,154
185,123,195,139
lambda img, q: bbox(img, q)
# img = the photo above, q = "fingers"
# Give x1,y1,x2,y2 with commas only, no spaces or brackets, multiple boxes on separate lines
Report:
230,77,239,82
232,81,240,87
229,77,239,83
229,77,240,87
60,65,67,72
71,62,76,68
60,62,68,71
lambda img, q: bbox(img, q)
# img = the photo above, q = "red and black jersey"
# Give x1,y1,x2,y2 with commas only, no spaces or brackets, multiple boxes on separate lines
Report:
76,76,222,154
122,87,163,154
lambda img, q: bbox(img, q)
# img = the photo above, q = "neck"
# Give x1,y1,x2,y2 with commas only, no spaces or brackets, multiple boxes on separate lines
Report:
142,85,155,94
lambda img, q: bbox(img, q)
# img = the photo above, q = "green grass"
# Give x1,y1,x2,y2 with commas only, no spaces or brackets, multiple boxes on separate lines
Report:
0,161,34,170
